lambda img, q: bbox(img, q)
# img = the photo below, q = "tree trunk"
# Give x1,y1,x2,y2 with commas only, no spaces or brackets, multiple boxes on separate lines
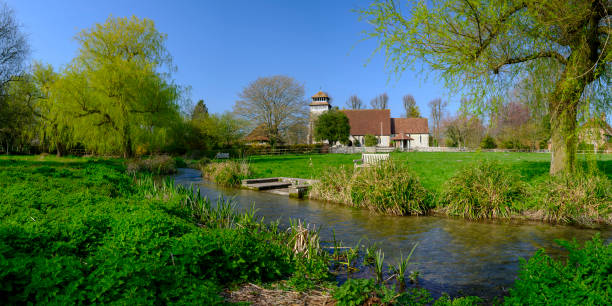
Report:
122,122,133,158
56,142,65,157
549,100,578,175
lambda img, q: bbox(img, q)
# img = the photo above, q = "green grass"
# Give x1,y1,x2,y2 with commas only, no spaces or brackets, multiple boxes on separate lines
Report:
247,152,612,193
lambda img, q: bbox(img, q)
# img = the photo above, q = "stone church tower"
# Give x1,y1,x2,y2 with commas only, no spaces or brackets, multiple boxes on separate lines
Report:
307,91,331,144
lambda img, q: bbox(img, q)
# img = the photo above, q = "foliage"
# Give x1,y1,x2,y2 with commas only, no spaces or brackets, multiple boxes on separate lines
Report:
358,0,611,174
60,16,181,157
364,134,378,147
314,109,351,144
505,235,611,305
311,160,432,216
201,160,251,186
480,135,497,149
433,295,483,305
440,160,526,219
0,157,332,304
125,155,177,174
332,279,396,306
532,171,612,225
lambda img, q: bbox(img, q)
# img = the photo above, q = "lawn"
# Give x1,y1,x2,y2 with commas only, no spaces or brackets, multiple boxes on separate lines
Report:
247,152,612,193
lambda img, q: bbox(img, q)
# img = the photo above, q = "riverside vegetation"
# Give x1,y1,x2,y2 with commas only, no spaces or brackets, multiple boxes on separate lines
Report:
223,152,611,226
1,155,610,305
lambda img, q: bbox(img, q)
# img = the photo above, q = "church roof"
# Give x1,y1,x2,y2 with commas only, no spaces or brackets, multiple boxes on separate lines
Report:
312,91,329,99
391,118,429,134
341,109,391,136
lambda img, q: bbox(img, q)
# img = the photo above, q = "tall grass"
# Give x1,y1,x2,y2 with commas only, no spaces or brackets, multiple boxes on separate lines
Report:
310,160,432,216
439,160,526,220
126,155,177,174
532,171,612,225
201,160,250,186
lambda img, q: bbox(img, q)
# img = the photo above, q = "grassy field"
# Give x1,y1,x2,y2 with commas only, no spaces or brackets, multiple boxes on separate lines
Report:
247,152,612,193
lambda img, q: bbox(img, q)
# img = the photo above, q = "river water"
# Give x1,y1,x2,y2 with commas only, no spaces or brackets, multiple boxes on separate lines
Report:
173,168,611,300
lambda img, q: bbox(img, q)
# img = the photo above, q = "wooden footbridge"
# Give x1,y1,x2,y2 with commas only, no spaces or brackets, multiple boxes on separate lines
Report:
241,177,317,198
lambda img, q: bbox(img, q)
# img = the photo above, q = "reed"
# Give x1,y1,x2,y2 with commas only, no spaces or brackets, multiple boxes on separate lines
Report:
310,160,432,216
440,160,525,220
201,159,250,186
391,243,418,292
374,249,385,284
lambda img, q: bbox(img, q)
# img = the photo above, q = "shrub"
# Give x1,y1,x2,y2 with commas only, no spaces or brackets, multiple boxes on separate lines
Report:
197,157,211,168
533,172,612,225
505,235,611,305
201,160,250,186
332,279,396,306
125,155,177,175
310,160,431,216
480,135,496,149
173,156,187,168
440,161,526,219
364,134,378,147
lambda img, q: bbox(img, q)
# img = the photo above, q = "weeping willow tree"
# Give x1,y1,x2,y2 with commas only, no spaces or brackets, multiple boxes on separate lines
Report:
65,16,180,157
359,0,611,174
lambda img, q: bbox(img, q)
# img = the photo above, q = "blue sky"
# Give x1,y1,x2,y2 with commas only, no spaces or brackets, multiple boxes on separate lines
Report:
7,0,459,118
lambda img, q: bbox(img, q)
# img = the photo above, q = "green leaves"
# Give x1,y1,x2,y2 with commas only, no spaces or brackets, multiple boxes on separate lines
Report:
506,234,612,305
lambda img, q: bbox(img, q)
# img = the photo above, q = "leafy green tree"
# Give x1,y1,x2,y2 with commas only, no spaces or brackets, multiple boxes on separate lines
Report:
0,76,37,154
359,0,611,175
314,110,350,145
480,134,497,149
67,16,180,157
192,99,208,120
364,134,378,147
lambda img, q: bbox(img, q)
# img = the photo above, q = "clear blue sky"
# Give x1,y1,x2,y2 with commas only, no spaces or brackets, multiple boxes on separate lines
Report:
7,0,460,119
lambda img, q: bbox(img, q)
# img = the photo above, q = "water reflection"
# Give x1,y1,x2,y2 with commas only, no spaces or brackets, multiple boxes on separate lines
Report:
173,168,611,300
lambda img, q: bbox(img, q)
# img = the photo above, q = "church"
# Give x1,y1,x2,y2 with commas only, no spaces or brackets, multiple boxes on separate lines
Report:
307,91,430,149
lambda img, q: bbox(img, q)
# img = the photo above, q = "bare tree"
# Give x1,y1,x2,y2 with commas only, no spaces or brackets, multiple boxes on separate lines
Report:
0,3,28,90
428,98,447,146
370,93,388,109
403,94,420,117
233,75,306,145
345,95,363,109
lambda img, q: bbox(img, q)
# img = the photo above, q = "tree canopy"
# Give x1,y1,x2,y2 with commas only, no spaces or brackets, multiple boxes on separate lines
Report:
314,109,350,145
234,75,306,145
360,0,611,174
403,94,420,117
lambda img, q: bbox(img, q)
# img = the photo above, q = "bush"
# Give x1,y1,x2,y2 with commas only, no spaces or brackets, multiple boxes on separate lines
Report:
440,161,526,219
532,171,612,225
201,160,250,186
310,160,431,216
197,157,211,168
480,135,496,149
505,235,611,305
125,155,177,175
174,156,187,168
364,134,378,147
332,279,396,306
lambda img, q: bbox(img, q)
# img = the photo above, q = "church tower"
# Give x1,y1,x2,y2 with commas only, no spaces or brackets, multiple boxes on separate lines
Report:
307,91,331,144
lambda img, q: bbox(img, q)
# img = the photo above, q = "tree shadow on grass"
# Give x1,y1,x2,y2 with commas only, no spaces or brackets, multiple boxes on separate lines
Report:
516,159,612,182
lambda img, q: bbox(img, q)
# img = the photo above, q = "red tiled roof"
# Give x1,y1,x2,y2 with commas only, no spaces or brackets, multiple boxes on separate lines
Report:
340,109,391,136
312,91,329,98
245,124,270,142
391,118,429,134
392,133,414,141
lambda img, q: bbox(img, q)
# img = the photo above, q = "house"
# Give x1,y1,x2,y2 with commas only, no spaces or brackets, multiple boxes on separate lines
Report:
308,91,429,148
578,115,612,151
244,123,270,145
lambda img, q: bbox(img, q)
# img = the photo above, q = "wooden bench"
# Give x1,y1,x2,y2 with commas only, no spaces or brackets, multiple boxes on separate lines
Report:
353,153,389,168
215,152,230,159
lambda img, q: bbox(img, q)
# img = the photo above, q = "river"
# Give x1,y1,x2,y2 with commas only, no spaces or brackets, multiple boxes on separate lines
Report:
173,168,611,300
